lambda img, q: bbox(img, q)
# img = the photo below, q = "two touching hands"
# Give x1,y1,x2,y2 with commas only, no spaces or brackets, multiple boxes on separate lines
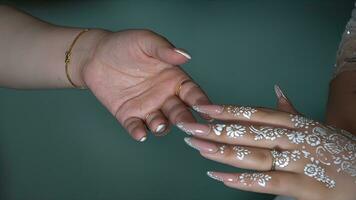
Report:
78,29,355,199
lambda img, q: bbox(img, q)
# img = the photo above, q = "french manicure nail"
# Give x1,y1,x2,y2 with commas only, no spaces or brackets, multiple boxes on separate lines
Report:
139,136,147,142
192,105,224,115
174,48,191,59
207,171,236,182
176,122,211,136
274,84,287,100
184,137,218,153
155,124,166,133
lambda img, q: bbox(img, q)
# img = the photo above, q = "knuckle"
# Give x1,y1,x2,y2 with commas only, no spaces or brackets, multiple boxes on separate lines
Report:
137,29,155,36
259,151,273,165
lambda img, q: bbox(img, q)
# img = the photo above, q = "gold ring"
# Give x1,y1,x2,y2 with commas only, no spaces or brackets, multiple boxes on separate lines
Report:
175,79,192,97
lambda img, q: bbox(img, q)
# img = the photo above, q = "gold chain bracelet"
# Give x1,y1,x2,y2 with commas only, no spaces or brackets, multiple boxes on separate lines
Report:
65,29,89,89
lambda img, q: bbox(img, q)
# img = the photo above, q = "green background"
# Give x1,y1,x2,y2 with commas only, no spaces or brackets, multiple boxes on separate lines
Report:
0,0,354,199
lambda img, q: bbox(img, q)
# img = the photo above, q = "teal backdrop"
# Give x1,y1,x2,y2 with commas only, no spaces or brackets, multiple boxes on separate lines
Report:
0,0,354,199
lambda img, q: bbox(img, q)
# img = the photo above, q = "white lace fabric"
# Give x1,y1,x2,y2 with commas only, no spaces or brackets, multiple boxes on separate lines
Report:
334,2,356,77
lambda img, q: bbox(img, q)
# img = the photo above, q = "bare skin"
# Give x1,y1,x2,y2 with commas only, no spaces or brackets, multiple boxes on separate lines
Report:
0,5,211,141
326,71,356,134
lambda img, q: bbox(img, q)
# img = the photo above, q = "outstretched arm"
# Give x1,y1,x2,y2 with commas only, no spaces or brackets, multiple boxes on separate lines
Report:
0,5,105,88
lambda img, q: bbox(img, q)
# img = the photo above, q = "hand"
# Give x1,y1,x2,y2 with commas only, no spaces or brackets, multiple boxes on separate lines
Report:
177,85,356,200
78,29,211,141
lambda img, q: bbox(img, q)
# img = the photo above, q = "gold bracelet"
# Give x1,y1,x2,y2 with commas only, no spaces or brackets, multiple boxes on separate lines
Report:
65,29,89,89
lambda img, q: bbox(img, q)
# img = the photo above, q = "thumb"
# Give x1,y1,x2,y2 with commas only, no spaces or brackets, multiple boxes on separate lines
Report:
142,31,191,65
274,84,300,115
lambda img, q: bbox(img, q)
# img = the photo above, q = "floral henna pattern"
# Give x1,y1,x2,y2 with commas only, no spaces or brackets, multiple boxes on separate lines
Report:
213,124,225,136
290,114,317,129
219,145,227,154
226,124,246,138
271,150,301,168
218,122,354,188
208,114,355,188
238,173,272,187
249,126,289,141
304,163,336,188
225,106,257,119
213,124,246,138
233,146,251,160
287,131,306,144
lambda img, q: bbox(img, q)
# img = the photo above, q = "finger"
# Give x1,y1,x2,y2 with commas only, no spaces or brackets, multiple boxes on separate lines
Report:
177,79,213,120
177,80,211,107
145,110,169,136
184,137,303,172
206,171,306,198
161,96,196,124
122,117,148,142
141,30,191,65
177,122,300,150
192,105,317,130
157,47,191,65
274,84,299,114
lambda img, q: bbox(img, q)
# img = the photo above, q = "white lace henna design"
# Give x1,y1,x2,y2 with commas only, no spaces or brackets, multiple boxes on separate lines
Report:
287,131,306,144
238,173,272,187
213,124,226,136
219,145,227,154
271,150,302,168
304,164,336,188
210,115,355,188
233,146,251,160
226,124,246,138
225,106,257,119
249,126,289,141
212,124,246,138
290,114,317,129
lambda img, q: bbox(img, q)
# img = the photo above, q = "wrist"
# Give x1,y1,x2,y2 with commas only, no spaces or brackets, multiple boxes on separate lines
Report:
69,29,110,88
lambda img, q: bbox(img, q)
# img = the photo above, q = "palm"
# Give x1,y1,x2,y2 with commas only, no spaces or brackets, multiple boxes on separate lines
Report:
82,30,210,141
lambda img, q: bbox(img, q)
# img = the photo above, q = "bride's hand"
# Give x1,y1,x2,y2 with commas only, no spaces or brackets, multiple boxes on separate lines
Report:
78,29,210,142
177,86,355,200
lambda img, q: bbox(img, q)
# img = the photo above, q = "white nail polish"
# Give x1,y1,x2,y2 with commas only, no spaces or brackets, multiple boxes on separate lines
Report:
139,136,147,142
184,137,195,149
174,49,191,59
274,84,287,99
156,124,166,133
207,171,223,182
176,122,192,135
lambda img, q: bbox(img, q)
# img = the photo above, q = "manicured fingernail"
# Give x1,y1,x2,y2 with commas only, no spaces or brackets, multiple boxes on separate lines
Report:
184,137,218,153
139,136,147,142
176,122,211,136
174,48,191,59
155,124,166,133
274,84,287,100
207,171,236,182
192,105,224,115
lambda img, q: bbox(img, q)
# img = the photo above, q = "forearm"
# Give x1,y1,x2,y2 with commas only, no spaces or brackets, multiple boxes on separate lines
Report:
326,71,356,134
0,5,107,89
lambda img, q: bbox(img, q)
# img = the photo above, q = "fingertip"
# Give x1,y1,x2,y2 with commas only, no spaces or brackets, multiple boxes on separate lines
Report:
157,47,190,65
131,126,148,142
174,48,191,60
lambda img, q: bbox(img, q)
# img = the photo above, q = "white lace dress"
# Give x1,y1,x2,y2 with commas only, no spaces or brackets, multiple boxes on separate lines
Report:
274,2,356,200
334,2,356,77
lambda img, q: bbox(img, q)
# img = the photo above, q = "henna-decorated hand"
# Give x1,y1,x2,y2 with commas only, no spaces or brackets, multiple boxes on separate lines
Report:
177,85,356,200
78,29,211,141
